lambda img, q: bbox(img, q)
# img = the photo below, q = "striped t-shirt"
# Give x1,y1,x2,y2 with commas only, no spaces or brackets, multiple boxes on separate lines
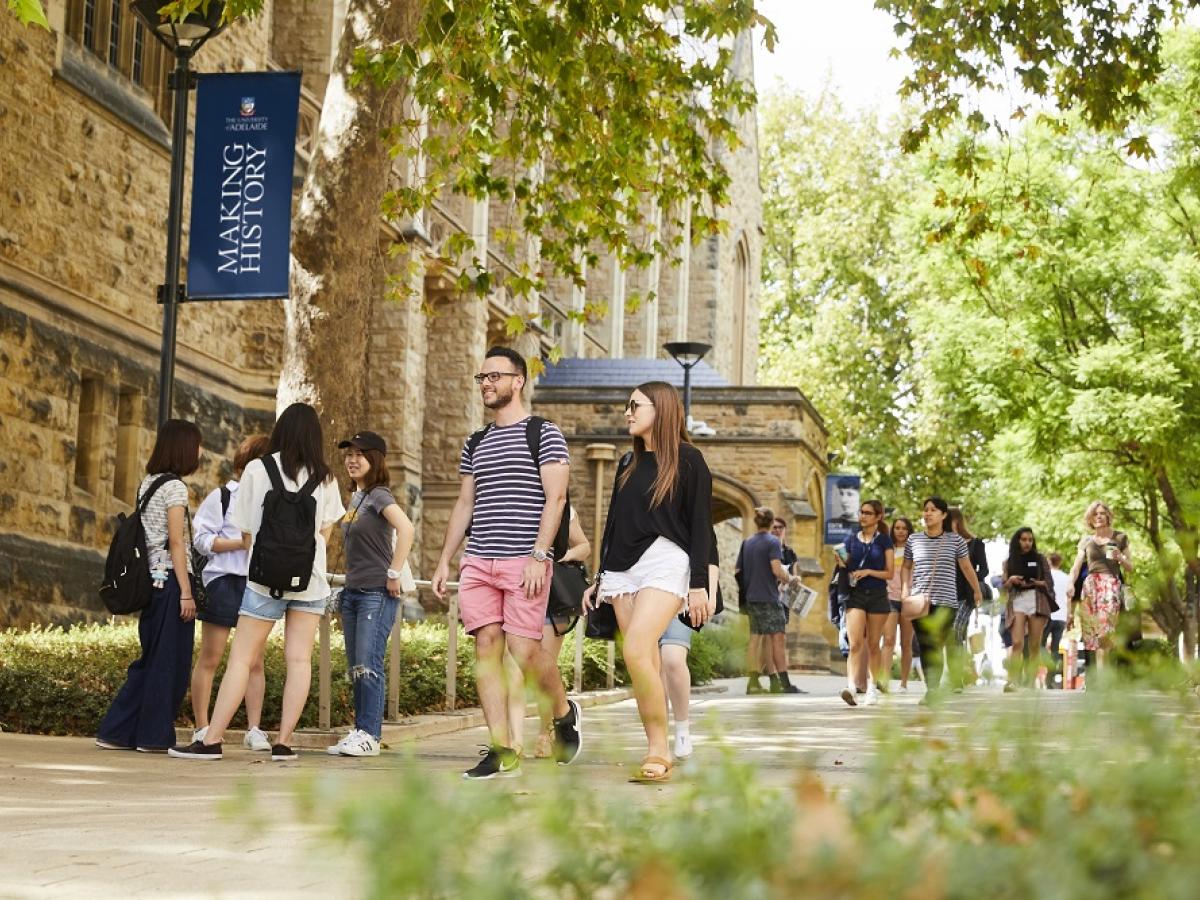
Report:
904,531,968,608
459,418,570,558
137,473,192,576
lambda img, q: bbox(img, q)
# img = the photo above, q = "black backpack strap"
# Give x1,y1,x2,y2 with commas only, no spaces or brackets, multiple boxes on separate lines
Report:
261,454,286,493
137,473,180,513
465,424,494,467
525,416,545,469
527,416,571,559
219,486,231,518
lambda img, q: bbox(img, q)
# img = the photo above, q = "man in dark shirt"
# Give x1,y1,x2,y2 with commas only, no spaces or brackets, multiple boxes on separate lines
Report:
737,508,803,694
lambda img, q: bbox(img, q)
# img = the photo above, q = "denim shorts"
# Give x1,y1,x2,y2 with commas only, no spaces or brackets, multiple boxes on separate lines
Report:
658,615,693,650
197,573,247,628
239,586,327,621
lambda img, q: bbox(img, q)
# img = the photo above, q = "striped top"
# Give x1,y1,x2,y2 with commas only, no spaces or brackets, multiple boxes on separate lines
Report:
459,418,570,558
904,531,968,608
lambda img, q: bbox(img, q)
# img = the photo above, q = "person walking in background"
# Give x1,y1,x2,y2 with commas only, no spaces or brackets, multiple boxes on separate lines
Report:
901,497,983,702
170,402,346,761
96,420,203,753
737,507,802,695
883,515,917,692
1044,552,1071,688
431,347,581,779
1066,501,1132,668
583,382,717,783
189,434,271,752
325,431,415,758
1001,528,1056,691
839,499,894,707
504,506,590,760
949,507,989,677
657,556,719,760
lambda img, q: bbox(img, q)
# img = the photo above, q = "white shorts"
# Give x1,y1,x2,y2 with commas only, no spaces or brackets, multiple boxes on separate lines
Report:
598,536,690,610
1012,590,1038,616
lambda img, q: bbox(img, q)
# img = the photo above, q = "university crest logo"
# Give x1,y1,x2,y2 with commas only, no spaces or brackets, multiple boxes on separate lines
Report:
240,96,256,117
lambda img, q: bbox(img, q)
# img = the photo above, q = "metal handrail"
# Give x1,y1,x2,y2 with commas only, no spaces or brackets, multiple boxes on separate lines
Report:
318,574,602,730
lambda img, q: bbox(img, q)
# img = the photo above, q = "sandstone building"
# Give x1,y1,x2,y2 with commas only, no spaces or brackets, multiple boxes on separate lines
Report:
0,2,837,666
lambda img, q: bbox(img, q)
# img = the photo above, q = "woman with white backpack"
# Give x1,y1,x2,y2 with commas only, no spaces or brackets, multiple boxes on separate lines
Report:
170,403,345,761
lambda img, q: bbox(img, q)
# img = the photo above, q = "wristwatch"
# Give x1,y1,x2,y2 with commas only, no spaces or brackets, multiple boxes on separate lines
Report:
386,568,402,580
530,548,552,563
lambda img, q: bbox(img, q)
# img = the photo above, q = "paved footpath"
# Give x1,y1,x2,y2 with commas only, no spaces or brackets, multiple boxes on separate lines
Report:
0,674,1082,898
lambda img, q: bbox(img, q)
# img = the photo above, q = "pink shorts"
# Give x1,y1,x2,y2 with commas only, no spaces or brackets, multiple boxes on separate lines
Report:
458,555,551,640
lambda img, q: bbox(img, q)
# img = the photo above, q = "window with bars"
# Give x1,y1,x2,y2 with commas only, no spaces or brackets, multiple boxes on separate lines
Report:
66,0,172,125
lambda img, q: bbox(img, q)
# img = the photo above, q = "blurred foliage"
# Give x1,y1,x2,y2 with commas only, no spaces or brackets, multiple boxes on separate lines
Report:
304,668,1200,899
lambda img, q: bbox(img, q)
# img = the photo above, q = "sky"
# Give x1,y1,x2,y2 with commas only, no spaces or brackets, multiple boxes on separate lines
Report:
752,0,913,114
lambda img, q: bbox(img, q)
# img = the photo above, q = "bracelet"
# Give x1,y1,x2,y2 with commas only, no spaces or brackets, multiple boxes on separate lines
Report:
386,568,401,580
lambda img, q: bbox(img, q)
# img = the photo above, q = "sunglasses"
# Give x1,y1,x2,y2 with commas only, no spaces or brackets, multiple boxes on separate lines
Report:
859,509,878,517
625,399,654,414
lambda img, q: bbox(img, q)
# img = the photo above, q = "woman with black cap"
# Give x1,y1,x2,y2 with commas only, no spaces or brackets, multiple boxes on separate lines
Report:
327,430,415,757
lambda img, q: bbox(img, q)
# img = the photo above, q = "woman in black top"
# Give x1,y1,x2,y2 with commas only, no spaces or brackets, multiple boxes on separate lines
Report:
583,381,715,783
950,507,989,681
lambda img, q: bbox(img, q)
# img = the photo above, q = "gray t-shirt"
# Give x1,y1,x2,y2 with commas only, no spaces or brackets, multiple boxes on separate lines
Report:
341,487,398,590
736,531,783,605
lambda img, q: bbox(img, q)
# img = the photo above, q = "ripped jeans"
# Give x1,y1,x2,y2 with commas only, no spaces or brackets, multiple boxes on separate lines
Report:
339,588,399,740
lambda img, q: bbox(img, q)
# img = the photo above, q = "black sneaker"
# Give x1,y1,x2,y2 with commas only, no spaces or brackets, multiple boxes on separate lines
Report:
167,740,222,760
553,698,583,765
746,676,766,694
463,746,521,780
270,743,298,761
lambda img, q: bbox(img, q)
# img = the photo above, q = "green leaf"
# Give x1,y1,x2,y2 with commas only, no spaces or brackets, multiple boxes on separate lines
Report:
7,0,49,28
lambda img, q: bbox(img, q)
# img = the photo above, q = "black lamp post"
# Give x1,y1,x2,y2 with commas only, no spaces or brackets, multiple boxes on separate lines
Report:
663,341,712,426
130,0,227,426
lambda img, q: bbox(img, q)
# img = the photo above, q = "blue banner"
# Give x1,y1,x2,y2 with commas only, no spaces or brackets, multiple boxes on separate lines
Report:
187,71,301,300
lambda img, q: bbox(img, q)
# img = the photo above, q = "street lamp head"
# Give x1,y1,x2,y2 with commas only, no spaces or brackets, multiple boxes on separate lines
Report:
131,0,227,53
663,341,712,368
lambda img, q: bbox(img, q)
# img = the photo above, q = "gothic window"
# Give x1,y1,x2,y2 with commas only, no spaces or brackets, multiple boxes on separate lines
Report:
66,0,172,125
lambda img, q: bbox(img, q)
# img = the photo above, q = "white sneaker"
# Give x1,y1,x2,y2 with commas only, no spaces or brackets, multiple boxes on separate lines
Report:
244,727,271,752
326,730,359,756
897,685,909,693
674,733,693,759
864,686,879,706
191,726,208,743
339,730,381,757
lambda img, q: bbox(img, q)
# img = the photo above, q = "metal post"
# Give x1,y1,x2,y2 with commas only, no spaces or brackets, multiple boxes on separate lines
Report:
585,444,617,691
157,49,194,426
446,590,459,711
387,610,403,721
318,613,331,730
682,362,693,425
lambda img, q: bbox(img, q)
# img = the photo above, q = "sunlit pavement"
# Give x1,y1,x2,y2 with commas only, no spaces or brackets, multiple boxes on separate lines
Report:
0,674,1083,898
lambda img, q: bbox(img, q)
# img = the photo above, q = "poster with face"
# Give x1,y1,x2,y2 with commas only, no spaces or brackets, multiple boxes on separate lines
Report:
824,474,862,545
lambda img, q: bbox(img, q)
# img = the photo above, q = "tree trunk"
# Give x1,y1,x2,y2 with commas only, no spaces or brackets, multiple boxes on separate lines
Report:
1154,466,1200,577
280,0,421,443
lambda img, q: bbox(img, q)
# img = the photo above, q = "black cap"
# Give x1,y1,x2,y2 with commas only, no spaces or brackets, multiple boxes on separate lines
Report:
338,431,387,453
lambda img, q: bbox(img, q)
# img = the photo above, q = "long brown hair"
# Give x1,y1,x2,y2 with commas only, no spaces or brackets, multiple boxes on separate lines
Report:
618,381,689,508
948,506,975,541
349,447,390,491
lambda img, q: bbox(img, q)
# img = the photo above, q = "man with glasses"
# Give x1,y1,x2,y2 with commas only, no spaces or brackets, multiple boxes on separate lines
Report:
432,346,581,779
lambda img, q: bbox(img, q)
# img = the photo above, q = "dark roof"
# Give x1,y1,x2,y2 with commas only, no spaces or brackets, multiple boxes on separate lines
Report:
537,357,730,389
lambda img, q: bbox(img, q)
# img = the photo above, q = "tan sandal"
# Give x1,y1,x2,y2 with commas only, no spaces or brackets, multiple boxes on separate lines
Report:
629,754,673,784
533,728,554,759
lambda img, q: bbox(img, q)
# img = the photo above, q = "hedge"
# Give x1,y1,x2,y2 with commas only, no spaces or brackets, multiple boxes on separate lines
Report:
0,615,747,736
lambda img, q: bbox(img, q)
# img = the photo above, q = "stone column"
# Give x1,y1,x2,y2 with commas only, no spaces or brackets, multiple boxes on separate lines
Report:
419,290,489,601
674,199,691,341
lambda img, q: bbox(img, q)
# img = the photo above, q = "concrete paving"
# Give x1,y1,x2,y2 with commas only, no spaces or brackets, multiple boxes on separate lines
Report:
0,674,1084,899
